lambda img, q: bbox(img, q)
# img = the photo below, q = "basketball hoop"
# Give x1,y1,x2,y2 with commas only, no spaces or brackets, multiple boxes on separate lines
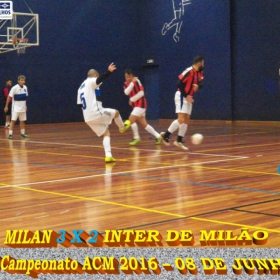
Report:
12,38,28,54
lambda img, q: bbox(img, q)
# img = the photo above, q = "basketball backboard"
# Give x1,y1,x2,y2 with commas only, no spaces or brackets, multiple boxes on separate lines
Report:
0,11,39,54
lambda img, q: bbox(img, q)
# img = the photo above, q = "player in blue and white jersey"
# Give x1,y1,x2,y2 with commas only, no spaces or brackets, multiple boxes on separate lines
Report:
77,63,130,163
4,75,29,139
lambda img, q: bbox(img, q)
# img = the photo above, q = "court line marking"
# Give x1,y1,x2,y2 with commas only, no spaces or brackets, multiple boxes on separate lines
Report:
116,173,280,195
2,156,279,198
2,136,279,232
191,165,279,176
35,215,49,219
1,157,247,187
1,183,280,234
232,209,280,218
110,197,280,232
197,142,280,153
0,184,11,189
0,147,180,161
15,212,24,216
208,132,268,138
6,184,186,218
0,139,247,159
233,197,280,209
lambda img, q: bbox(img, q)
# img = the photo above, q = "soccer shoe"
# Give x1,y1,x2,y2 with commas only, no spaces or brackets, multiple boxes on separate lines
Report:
105,156,116,163
129,139,141,146
174,141,188,150
8,134,13,139
155,136,162,145
160,132,170,146
21,134,30,138
119,120,131,133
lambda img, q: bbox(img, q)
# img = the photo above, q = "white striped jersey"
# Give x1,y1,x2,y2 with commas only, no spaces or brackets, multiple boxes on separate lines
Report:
77,77,105,122
9,84,28,112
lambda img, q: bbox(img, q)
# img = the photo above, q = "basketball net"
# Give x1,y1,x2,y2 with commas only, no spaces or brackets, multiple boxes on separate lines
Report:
17,46,26,54
12,38,28,55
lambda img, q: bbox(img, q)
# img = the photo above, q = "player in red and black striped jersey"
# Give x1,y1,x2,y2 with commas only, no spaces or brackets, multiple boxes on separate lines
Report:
161,56,204,150
2,79,12,128
124,69,163,146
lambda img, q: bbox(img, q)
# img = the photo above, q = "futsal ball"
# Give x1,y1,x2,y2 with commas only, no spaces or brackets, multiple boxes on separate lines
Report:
191,133,203,145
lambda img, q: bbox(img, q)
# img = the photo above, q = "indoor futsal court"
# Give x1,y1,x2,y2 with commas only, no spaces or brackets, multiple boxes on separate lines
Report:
0,0,280,250
1,120,280,246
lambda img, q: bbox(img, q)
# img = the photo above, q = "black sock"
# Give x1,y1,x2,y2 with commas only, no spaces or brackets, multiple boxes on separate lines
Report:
177,136,183,142
165,131,171,139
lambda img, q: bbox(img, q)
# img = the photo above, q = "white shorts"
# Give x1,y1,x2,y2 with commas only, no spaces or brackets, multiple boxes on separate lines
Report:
86,108,116,137
131,107,146,117
11,111,27,121
175,91,192,115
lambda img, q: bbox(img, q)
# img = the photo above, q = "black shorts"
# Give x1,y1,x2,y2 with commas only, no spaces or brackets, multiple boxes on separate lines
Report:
4,103,12,116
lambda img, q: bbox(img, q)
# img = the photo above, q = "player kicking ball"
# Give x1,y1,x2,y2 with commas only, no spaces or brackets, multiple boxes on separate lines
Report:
123,69,163,146
77,63,130,163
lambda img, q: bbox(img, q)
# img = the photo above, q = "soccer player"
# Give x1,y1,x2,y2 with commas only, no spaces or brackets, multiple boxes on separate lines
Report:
161,56,204,150
4,75,29,139
123,69,162,146
77,63,130,163
2,79,12,128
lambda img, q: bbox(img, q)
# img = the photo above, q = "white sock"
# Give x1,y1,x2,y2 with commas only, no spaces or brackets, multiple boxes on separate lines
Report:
178,124,188,137
114,114,124,130
9,130,13,135
168,120,180,133
5,122,8,126
103,136,112,157
21,129,25,135
145,124,160,139
131,123,140,139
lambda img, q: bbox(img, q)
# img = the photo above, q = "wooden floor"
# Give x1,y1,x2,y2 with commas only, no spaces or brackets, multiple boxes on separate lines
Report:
1,120,280,247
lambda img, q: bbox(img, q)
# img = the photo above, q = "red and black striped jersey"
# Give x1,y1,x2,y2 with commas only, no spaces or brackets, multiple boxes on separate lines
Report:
2,86,11,104
123,79,147,109
177,66,204,97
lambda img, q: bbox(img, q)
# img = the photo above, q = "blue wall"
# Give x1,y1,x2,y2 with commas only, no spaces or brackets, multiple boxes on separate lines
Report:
232,0,280,121
1,0,280,124
0,0,140,124
138,0,232,120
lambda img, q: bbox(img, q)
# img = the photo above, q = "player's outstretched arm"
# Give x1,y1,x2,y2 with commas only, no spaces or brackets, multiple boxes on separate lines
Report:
96,63,117,85
108,62,116,72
